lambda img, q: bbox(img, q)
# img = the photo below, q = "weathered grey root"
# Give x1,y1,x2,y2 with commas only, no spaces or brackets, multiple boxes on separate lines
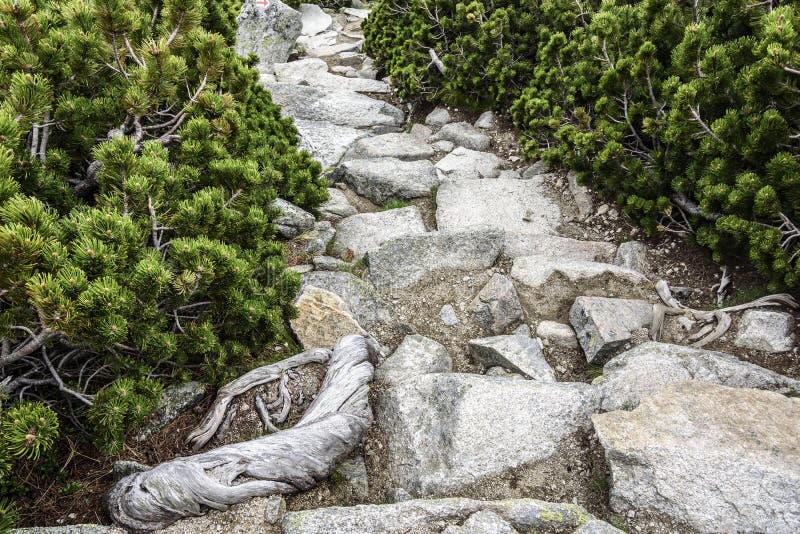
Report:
106,335,377,531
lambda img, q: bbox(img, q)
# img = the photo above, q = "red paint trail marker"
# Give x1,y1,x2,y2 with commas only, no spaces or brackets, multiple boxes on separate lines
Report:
256,0,269,6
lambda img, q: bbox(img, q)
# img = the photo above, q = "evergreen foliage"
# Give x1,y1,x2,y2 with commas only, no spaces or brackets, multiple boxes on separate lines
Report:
0,0,326,480
364,0,800,288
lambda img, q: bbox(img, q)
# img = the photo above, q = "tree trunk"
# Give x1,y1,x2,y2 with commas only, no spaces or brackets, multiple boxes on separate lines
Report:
106,334,378,531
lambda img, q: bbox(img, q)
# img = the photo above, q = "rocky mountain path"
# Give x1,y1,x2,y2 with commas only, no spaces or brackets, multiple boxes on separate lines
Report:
42,4,798,534
218,4,800,534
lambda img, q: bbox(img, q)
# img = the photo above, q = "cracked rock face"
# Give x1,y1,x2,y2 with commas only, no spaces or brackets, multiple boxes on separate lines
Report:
598,341,800,411
593,381,800,533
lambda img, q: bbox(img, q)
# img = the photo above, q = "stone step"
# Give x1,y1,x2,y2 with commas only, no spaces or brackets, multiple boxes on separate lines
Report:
510,256,652,320
274,58,390,93
344,132,434,161
331,206,427,261
333,158,437,203
366,228,504,290
292,118,366,169
434,146,505,181
265,83,403,129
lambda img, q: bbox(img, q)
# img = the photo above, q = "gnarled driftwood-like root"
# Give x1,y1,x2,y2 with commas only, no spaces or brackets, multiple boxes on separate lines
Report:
106,334,378,531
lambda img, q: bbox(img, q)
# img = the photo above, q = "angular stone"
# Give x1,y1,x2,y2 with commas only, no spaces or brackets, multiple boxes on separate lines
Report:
343,7,370,18
281,498,593,534
569,297,654,362
334,158,437,204
367,228,504,290
734,309,796,353
593,381,800,533
436,179,561,237
425,107,451,126
510,257,652,319
295,30,337,51
474,111,496,129
613,241,647,273
331,206,427,261
292,119,366,169
236,0,302,75
512,324,532,337
497,169,522,180
158,496,285,534
503,234,616,262
306,41,363,59
274,58,389,93
573,520,626,534
345,133,434,161
375,334,452,386
468,273,524,334
134,381,206,441
445,511,518,534
435,147,504,181
288,264,313,274
468,335,555,382
431,122,490,151
304,221,335,255
410,123,433,139
336,51,363,67
320,188,357,220
312,255,349,271
274,198,315,238
301,270,392,329
440,304,459,326
265,84,403,129
598,341,800,411
522,160,550,178
432,140,454,153
290,286,366,349
378,374,599,496
334,456,369,499
566,171,593,221
536,321,578,349
299,3,332,35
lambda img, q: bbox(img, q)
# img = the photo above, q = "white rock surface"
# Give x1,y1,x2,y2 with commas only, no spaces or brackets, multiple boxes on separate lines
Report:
440,304,459,326
273,198,315,238
376,334,452,386
299,4,332,36
331,206,426,261
334,158,438,203
292,119,366,169
536,321,578,348
431,122,491,151
593,381,800,533
345,133,435,161
474,111,496,129
236,0,302,75
435,147,504,181
425,107,451,126
598,341,800,411
468,335,556,382
734,309,796,353
569,297,654,362
502,234,616,261
274,58,390,92
320,188,357,220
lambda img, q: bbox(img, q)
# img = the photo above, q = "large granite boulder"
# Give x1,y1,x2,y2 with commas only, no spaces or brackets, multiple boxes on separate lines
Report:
331,206,426,261
598,341,800,411
378,373,599,496
236,0,302,75
301,270,392,329
510,257,652,320
593,381,800,533
290,286,365,349
367,228,504,290
281,497,594,534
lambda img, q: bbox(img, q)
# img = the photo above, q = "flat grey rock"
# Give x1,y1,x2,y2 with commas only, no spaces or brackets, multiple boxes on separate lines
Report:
410,123,433,139
436,179,561,238
566,171,594,220
425,107,451,126
266,83,403,128
296,30,337,50
432,140,455,153
236,0,302,75
345,133,434,161
274,58,390,92
536,321,578,348
435,147,504,181
331,206,426,261
343,7,370,18
734,309,796,353
301,270,392,329
281,497,593,534
598,341,800,411
569,297,654,362
320,188,357,220
293,119,366,169
511,257,652,319
378,374,599,496
13,527,125,534
335,455,369,499
299,3,332,35
134,382,205,441
312,255,349,271
431,122,491,151
613,241,647,273
497,169,522,180
468,335,555,382
304,221,335,255
306,40,363,58
367,228,504,290
593,381,800,533
468,273,524,334
474,111,496,129
273,198,315,238
376,334,452,386
503,234,616,262
334,158,437,203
